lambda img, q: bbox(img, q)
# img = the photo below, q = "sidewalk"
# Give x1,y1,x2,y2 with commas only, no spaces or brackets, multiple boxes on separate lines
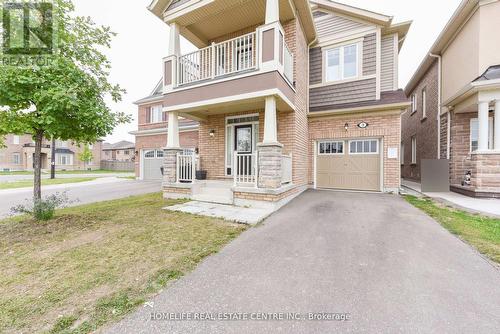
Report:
401,179,500,218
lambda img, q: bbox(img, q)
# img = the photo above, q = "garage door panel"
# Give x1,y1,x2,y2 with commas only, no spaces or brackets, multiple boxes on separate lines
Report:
316,139,381,192
143,149,164,180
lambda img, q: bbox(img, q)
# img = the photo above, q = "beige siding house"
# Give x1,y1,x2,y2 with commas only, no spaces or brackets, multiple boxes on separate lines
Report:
134,0,411,207
0,134,102,171
404,0,500,198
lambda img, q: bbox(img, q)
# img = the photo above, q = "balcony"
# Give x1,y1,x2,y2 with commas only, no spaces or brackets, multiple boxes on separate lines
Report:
162,23,296,117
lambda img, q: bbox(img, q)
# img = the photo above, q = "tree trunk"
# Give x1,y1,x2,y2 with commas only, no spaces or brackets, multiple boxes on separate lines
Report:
33,130,44,202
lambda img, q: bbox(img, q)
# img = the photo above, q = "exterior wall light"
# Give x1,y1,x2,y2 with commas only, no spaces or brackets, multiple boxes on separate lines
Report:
209,129,215,137
344,123,349,131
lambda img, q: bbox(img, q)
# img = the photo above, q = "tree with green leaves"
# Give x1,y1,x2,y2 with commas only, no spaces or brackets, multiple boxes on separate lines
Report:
0,0,130,203
78,145,94,171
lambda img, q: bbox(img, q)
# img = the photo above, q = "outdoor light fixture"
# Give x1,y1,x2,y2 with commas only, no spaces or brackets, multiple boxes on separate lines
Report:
209,129,215,137
344,123,349,131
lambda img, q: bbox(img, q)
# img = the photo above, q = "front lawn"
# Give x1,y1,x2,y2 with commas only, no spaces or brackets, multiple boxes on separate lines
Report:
0,177,98,190
56,169,133,174
405,195,500,264
0,171,33,175
0,193,247,333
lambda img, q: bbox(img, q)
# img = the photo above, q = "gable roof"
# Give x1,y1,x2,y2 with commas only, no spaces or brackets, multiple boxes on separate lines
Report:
310,0,411,49
405,0,478,94
103,141,135,151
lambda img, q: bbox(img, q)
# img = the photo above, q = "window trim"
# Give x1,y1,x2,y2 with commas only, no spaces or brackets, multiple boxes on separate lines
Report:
411,136,417,164
149,105,164,124
421,88,427,119
12,152,21,165
348,139,379,155
317,140,345,155
13,135,20,145
469,117,494,152
410,94,417,114
323,41,362,83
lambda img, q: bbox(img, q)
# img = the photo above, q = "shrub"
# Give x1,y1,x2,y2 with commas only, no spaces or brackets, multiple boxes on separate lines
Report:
11,192,72,221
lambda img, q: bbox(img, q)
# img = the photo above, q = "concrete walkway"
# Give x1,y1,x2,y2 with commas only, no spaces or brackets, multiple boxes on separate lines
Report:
105,190,500,334
402,179,500,218
166,201,274,224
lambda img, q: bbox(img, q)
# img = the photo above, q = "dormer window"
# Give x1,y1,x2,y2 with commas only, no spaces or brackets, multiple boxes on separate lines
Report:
325,43,359,82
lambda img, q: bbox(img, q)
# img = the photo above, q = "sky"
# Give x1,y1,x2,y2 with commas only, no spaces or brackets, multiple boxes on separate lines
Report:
72,0,463,144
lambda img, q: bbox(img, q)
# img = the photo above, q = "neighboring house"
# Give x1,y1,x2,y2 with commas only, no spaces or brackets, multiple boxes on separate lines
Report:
403,0,500,198
102,141,136,161
134,0,410,207
0,134,102,171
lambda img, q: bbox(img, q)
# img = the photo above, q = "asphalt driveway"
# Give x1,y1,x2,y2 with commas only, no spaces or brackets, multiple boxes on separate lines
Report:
106,190,500,334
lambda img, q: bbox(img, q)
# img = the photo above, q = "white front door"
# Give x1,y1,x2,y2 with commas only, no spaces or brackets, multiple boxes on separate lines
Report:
225,115,259,176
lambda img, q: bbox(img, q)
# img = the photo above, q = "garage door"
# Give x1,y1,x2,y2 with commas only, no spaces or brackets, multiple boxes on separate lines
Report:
316,139,381,191
143,149,164,180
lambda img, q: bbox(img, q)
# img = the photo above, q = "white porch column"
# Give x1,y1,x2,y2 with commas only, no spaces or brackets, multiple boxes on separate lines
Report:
478,101,490,151
263,96,278,144
168,23,180,57
495,100,500,150
265,0,279,24
167,111,180,148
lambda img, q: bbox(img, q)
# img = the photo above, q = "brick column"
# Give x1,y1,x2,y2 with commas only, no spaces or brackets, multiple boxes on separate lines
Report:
257,142,283,189
163,148,182,184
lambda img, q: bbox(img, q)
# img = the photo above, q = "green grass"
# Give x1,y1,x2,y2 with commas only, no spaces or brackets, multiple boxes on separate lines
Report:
0,177,98,190
0,193,247,333
0,171,33,175
55,170,132,174
405,195,500,264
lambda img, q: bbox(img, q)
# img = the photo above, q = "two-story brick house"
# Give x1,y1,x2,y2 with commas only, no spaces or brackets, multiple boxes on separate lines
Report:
0,134,102,171
402,0,500,198
133,0,411,208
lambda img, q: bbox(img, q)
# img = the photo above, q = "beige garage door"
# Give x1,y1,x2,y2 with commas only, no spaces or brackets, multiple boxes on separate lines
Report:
316,139,381,191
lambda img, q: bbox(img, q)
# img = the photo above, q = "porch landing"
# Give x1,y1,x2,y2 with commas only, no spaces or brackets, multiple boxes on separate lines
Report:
165,201,274,225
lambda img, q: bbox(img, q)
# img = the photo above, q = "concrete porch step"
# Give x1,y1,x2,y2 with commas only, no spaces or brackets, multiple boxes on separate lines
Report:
192,193,233,205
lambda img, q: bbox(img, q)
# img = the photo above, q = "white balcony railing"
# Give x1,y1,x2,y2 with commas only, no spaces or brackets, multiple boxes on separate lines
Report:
281,153,292,184
233,151,258,187
178,32,257,86
283,43,293,83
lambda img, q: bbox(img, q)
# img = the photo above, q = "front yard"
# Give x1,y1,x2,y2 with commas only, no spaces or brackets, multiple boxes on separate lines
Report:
0,193,247,333
405,195,500,264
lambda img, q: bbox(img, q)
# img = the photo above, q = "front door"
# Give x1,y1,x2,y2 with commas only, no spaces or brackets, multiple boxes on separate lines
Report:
233,125,253,176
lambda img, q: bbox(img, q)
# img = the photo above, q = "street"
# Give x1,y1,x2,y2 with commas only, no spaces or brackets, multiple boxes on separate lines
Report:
0,178,161,218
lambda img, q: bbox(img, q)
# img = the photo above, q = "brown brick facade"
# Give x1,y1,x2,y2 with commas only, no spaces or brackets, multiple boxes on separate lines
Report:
401,59,439,181
308,110,402,191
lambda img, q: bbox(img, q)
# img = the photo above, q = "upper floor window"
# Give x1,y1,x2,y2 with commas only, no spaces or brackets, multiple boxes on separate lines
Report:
411,136,417,164
411,94,417,114
149,105,163,123
421,88,427,119
470,118,493,152
56,140,68,148
13,135,20,145
12,153,21,164
325,43,359,82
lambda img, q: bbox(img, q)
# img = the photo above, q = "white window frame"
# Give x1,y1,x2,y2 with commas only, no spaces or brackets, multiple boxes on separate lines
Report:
400,143,404,165
317,140,345,155
12,153,21,164
144,150,156,159
348,139,379,155
422,88,427,119
470,118,494,152
13,135,20,145
324,42,361,83
57,153,73,166
411,94,417,114
149,105,163,124
411,136,417,164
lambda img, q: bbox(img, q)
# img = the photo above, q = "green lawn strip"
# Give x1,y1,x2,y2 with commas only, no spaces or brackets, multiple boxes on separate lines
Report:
404,195,500,263
55,170,132,174
0,177,98,190
0,193,247,333
0,171,33,175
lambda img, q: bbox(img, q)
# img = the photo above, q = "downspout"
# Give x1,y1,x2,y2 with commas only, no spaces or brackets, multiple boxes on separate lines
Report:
308,36,317,188
429,53,442,159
